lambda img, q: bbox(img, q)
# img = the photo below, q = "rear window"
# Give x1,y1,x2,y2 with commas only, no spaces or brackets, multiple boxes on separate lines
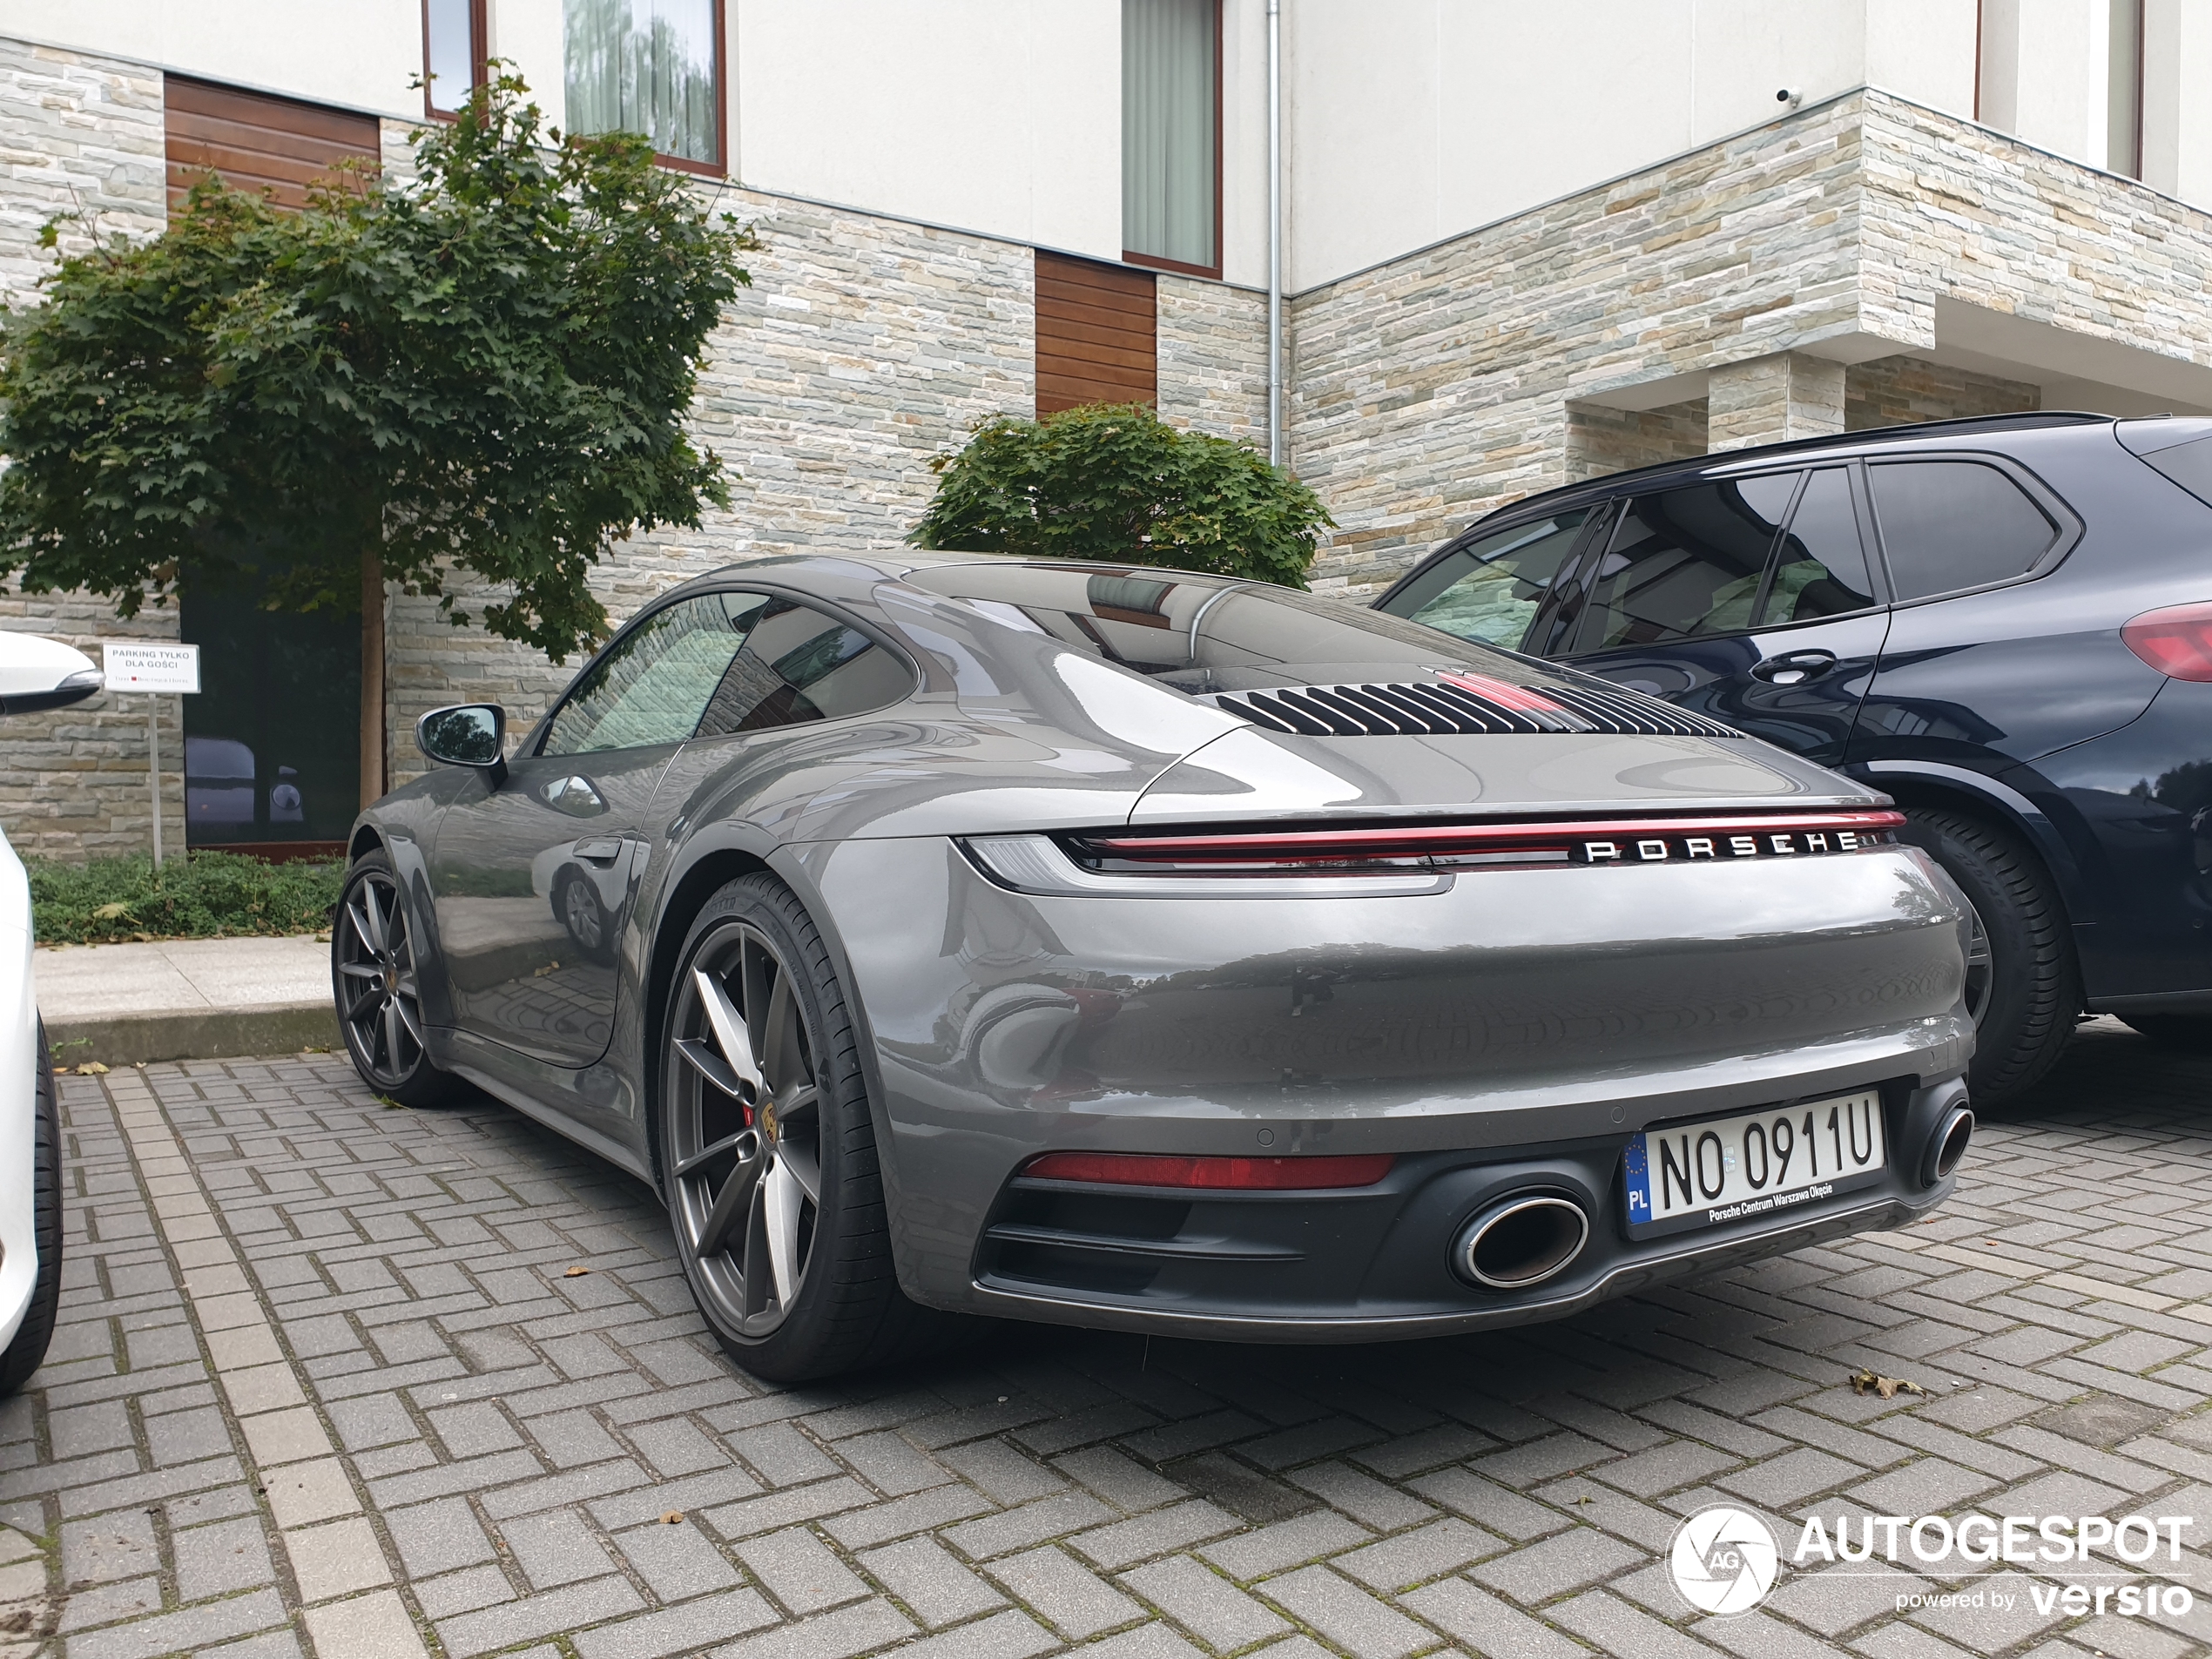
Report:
1867,460,2058,601
904,563,1513,686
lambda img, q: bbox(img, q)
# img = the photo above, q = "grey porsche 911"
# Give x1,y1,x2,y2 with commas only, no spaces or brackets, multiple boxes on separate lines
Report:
336,553,1974,1380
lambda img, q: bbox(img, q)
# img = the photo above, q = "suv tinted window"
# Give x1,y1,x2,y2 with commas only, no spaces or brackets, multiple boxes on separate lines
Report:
1758,467,1878,625
1868,460,2057,600
1382,508,1595,647
1574,474,1797,651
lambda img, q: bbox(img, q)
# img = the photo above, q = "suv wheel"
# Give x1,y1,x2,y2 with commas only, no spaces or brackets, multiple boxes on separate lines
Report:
1898,807,2080,1103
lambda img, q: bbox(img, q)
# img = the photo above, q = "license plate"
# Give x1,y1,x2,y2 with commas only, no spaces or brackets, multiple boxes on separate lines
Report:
1623,1091,1887,1239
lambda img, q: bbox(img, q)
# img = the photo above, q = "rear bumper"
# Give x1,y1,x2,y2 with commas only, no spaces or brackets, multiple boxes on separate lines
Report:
790,833,1973,1329
962,1076,1966,1340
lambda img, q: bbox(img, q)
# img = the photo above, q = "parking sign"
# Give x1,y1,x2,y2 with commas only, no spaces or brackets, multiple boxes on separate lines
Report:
105,642,201,694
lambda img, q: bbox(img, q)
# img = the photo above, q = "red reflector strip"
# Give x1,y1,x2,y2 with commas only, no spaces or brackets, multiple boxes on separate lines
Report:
1084,811,1906,864
2123,602,2212,683
1438,672,1568,713
1022,1152,1395,1190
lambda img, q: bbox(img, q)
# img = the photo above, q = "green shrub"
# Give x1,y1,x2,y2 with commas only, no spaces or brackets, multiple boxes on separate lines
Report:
909,402,1332,587
24,851,344,945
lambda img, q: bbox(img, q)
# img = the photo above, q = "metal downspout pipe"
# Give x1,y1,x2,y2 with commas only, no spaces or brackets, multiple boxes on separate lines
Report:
1267,0,1283,468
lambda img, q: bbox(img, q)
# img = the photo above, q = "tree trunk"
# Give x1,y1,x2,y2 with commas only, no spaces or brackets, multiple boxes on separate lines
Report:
361,544,386,811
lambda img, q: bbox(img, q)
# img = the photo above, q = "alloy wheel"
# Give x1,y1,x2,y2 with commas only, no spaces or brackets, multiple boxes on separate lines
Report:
665,922,824,1337
1961,894,1994,1028
337,871,428,1086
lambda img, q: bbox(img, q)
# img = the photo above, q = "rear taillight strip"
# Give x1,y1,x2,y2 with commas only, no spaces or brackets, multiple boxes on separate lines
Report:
1078,810,1907,867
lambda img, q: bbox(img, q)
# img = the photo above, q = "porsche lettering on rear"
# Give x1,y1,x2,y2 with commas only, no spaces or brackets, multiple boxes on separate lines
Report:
1578,829,1879,864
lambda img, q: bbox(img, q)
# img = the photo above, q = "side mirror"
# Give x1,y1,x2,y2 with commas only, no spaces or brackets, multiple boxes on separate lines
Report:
0,633,102,715
416,704,509,785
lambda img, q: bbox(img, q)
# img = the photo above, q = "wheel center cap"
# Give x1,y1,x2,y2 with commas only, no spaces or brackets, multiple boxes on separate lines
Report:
759,1100,779,1145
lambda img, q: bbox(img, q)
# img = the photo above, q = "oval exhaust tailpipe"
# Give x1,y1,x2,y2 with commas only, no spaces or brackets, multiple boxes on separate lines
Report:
1922,1105,1974,1188
1455,1194,1590,1291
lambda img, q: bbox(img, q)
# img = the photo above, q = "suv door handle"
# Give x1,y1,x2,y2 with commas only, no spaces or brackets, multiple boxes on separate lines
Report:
1751,650,1838,685
572,838,624,864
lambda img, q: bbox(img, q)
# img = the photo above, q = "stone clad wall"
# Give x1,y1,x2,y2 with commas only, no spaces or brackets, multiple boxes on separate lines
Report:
1286,101,1870,597
0,42,180,860
1564,401,1710,482
385,187,1037,786
1289,89,2212,598
1844,355,2040,429
1156,275,1269,445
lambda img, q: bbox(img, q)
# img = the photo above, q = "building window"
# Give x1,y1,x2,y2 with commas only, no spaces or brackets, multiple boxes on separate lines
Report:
2108,0,2142,178
1123,0,1219,277
564,0,724,172
423,0,488,118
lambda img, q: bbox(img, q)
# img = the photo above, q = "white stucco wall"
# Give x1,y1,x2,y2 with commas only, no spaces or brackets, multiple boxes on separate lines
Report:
1281,0,1981,290
732,0,1121,260
1977,0,2112,167
0,0,424,117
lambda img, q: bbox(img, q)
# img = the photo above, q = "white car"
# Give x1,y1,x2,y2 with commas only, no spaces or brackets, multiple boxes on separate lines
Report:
0,631,100,1393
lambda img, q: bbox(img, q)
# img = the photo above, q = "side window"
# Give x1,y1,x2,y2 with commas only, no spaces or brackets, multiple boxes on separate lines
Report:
1757,467,1878,626
694,598,913,737
1572,474,1798,652
1385,508,1595,648
543,592,768,756
1867,460,2058,601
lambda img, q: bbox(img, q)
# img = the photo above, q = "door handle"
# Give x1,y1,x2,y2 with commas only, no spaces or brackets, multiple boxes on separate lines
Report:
1751,650,1838,686
573,838,624,865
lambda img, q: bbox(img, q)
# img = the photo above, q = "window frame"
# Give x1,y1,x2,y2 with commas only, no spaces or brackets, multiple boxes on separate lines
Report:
1858,450,2084,611
527,583,918,759
560,0,730,178
421,0,489,122
1742,462,1890,633
1121,0,1223,280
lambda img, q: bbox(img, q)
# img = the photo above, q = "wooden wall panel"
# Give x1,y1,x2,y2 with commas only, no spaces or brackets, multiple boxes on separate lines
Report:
1036,252,1157,415
165,76,381,212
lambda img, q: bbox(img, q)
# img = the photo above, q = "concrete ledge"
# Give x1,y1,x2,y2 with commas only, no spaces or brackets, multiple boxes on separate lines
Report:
45,1003,341,1068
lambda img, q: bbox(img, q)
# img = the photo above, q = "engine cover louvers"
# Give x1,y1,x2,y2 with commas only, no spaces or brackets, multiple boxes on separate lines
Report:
1212,676,1745,741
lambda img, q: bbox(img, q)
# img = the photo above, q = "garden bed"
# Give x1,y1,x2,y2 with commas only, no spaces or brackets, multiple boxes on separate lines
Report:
24,851,344,946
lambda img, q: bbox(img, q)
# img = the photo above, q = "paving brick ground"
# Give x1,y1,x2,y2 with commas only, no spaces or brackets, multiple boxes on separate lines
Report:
10,1018,2212,1658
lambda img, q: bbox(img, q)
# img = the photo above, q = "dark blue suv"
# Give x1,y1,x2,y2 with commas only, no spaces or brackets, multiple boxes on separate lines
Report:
1375,412,2212,1103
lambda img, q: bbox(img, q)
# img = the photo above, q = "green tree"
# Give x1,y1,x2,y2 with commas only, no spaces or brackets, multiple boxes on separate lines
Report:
909,402,1332,587
0,71,757,808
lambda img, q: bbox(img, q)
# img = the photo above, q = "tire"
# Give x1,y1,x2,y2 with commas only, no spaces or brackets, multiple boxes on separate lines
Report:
1898,806,2080,1103
0,1022,64,1396
658,873,960,1382
334,850,470,1108
2117,1015,2212,1051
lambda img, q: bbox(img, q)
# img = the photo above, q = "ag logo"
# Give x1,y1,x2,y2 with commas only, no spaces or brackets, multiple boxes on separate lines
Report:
1669,1505,1780,1615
